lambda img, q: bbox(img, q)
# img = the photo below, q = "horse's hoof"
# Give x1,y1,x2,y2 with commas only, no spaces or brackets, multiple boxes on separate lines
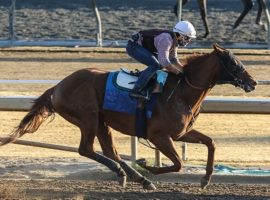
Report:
136,158,147,168
200,177,210,190
118,175,127,188
143,181,156,190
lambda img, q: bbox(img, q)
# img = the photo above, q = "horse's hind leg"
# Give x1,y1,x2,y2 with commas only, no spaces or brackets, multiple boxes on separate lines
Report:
97,122,156,190
178,129,216,189
78,116,127,187
53,81,126,186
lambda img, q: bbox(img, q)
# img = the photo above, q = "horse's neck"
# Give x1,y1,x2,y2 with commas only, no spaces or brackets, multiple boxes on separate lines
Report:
185,52,218,91
168,52,219,110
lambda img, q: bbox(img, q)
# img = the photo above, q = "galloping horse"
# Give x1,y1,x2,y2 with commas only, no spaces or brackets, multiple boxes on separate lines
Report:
174,0,267,38
0,44,256,190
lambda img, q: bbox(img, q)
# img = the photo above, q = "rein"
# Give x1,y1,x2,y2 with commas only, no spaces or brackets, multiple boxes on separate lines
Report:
167,50,243,101
166,73,211,102
184,76,206,90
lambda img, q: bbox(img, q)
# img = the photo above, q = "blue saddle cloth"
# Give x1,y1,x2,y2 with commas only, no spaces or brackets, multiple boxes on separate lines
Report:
103,70,168,138
103,71,157,118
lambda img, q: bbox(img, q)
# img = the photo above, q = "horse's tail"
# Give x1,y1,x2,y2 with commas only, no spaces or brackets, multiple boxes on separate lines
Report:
0,87,55,146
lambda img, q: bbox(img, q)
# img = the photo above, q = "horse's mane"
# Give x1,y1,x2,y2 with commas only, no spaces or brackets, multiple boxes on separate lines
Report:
182,52,210,69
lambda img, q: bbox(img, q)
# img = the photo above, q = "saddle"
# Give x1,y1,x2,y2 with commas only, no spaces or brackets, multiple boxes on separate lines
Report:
117,67,167,93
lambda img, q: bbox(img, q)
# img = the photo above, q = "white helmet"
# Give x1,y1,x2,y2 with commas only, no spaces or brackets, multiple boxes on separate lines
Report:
173,20,196,38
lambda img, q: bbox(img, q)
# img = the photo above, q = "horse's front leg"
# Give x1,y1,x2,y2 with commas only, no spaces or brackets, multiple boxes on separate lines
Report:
178,129,216,189
137,136,183,174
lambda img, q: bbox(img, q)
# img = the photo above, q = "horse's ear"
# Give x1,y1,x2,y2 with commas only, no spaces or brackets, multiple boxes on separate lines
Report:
213,43,226,53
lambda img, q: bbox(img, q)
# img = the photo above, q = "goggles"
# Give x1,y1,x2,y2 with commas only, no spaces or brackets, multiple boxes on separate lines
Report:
175,33,191,47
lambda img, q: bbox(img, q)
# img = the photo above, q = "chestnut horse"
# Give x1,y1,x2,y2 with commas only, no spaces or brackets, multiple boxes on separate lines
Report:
174,0,267,38
0,44,256,190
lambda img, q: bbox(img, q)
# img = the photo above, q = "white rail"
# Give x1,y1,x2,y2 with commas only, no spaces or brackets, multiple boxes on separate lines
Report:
1,96,269,113
1,95,270,165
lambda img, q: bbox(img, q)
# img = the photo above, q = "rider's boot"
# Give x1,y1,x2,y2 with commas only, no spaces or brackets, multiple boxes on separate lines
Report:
130,66,157,101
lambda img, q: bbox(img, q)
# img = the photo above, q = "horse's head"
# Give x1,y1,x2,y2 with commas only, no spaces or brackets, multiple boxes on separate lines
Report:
213,43,257,93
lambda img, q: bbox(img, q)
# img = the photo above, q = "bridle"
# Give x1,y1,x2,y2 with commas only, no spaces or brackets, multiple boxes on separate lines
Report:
166,50,248,101
217,51,247,89
185,51,246,90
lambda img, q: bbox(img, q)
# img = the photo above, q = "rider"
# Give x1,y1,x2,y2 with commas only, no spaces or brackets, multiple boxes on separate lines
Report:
126,20,196,100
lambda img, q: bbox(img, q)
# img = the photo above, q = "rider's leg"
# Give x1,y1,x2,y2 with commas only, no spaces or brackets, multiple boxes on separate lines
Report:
126,41,161,99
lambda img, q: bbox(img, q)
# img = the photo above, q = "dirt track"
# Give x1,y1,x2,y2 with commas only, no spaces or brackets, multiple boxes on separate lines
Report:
0,179,269,200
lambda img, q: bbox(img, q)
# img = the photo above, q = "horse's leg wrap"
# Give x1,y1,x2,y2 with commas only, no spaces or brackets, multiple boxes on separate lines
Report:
119,160,156,190
94,153,126,177
94,153,127,187
119,160,141,180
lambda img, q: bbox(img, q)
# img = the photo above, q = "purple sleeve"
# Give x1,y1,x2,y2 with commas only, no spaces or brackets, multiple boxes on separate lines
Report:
169,39,181,66
154,33,173,67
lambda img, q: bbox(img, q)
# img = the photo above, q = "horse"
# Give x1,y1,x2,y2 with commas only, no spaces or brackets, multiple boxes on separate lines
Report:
0,43,256,190
173,0,267,38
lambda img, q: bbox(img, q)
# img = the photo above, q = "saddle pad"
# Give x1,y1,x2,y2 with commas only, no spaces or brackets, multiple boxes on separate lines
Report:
103,71,160,118
103,71,137,115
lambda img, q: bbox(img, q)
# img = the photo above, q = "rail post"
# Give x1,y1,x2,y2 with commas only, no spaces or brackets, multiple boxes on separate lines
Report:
260,0,270,49
177,0,183,21
131,136,138,166
182,142,188,161
91,0,102,47
155,150,162,167
9,0,16,41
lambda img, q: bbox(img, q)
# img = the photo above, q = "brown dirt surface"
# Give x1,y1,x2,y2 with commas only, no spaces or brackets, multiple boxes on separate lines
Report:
0,48,269,199
0,179,269,200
